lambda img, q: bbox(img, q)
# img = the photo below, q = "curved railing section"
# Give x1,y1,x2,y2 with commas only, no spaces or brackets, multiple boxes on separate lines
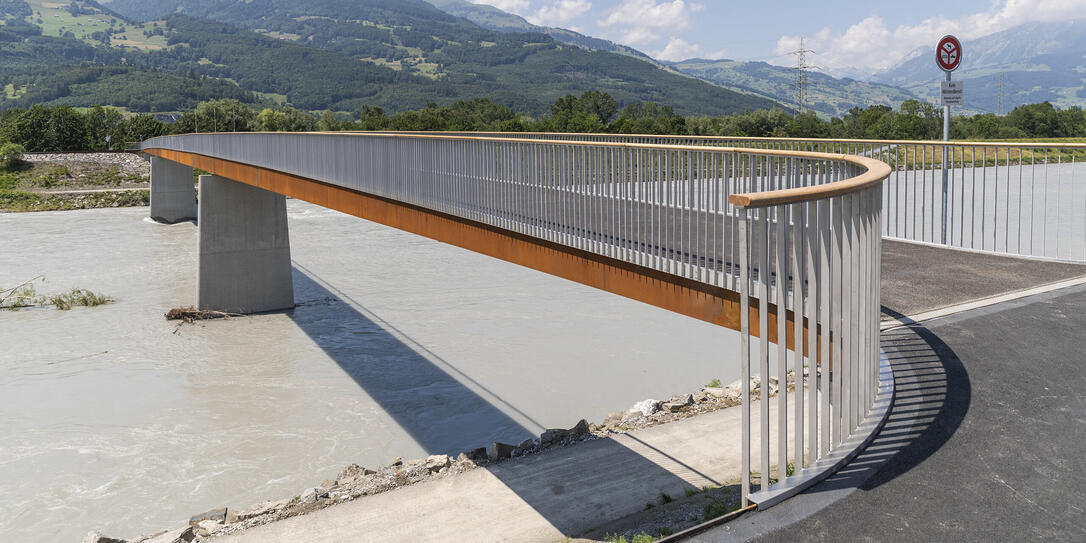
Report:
731,154,892,508
141,132,892,508
420,132,1086,263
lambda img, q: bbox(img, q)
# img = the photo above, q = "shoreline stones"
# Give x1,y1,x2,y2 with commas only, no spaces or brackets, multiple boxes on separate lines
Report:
115,377,808,542
486,442,517,461
425,454,451,473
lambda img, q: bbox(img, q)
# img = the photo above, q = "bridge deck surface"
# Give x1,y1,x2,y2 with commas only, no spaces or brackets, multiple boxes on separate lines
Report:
880,238,1086,319
695,282,1086,542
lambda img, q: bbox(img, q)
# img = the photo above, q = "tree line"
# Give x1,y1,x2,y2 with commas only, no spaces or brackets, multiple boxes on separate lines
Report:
3,93,1083,153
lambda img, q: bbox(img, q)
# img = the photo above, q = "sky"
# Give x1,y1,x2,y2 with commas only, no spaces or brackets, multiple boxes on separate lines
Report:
470,0,1086,76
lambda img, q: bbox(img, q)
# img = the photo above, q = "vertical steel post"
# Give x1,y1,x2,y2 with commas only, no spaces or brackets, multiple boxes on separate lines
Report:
739,208,752,506
759,210,771,490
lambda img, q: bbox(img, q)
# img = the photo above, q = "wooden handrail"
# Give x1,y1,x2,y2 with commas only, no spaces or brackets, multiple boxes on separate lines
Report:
371,130,1086,149
728,154,891,208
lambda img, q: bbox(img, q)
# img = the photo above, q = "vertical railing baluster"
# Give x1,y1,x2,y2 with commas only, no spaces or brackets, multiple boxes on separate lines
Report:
759,208,771,491
739,207,752,506
792,199,805,471
776,198,788,486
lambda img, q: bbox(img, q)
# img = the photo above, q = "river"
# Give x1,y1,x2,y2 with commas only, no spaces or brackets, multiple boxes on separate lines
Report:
0,201,738,542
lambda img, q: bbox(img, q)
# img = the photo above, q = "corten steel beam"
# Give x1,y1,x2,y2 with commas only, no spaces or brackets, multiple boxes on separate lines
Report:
145,148,827,355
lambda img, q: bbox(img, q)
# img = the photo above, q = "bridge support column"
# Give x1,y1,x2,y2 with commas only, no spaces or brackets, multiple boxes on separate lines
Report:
149,157,196,223
197,174,294,313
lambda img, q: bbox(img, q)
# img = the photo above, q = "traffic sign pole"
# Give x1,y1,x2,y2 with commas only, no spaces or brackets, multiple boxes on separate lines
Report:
936,35,962,246
942,70,950,245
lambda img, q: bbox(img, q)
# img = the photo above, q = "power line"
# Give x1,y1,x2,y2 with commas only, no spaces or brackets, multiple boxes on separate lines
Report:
791,38,818,116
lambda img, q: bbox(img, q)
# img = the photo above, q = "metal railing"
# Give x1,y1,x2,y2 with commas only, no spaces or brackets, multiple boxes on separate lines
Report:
733,171,891,508
143,133,880,291
141,132,892,507
425,132,1086,263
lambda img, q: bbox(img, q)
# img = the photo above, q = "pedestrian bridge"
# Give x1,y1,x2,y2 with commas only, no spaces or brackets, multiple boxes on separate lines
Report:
140,131,888,509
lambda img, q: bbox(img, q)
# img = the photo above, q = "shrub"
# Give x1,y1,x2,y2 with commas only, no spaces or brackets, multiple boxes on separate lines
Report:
0,142,25,168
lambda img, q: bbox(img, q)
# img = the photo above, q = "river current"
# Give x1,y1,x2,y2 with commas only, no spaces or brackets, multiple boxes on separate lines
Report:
0,201,738,542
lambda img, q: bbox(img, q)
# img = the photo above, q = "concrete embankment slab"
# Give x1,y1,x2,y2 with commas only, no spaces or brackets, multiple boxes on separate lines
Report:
217,402,799,543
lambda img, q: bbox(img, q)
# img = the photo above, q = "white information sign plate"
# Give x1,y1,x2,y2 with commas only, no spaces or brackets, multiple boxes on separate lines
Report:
941,80,963,105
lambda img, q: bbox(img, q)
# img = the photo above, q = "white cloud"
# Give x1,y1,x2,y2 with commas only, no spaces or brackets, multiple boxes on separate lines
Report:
471,0,531,14
528,0,593,26
774,0,1086,75
597,0,704,46
654,37,722,61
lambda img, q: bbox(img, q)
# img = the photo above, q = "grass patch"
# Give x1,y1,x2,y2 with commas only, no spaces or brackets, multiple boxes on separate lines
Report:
604,533,656,543
0,171,18,190
0,189,149,212
82,167,142,186
702,496,740,522
47,288,110,310
28,166,69,188
658,492,673,504
706,378,722,388
1,277,113,311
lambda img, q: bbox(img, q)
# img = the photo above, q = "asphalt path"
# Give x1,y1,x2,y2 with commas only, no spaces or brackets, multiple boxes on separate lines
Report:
693,283,1086,542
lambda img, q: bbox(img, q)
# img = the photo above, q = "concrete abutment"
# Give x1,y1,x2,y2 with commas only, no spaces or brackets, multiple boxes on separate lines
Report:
197,174,294,313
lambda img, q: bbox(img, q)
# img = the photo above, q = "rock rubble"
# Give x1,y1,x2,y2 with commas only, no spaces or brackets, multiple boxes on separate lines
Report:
23,152,149,179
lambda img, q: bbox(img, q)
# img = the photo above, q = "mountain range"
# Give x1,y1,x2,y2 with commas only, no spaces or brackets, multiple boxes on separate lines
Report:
1,0,1081,118
1,0,778,115
870,20,1086,114
425,0,655,62
665,58,919,118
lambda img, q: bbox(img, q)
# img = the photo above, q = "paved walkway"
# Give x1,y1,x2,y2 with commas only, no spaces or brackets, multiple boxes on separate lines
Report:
694,282,1086,542
880,239,1086,318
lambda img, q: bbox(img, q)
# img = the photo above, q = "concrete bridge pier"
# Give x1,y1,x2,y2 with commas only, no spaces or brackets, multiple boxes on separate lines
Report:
197,174,294,313
149,157,197,223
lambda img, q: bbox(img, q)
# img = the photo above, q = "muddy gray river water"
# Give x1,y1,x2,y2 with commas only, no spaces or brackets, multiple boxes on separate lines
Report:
0,201,739,542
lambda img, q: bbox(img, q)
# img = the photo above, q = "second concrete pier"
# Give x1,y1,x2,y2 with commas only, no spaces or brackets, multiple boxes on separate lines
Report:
197,174,294,313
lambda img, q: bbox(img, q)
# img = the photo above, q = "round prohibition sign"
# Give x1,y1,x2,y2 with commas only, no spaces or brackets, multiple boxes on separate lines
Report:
936,35,962,72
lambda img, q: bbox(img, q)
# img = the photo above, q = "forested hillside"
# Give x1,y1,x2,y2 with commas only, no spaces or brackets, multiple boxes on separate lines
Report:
56,0,780,115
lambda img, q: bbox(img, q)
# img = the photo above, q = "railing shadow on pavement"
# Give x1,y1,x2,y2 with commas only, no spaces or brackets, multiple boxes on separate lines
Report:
798,307,971,495
287,264,705,536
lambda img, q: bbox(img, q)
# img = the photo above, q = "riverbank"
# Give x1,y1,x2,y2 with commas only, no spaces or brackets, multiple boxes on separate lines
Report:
0,152,150,212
